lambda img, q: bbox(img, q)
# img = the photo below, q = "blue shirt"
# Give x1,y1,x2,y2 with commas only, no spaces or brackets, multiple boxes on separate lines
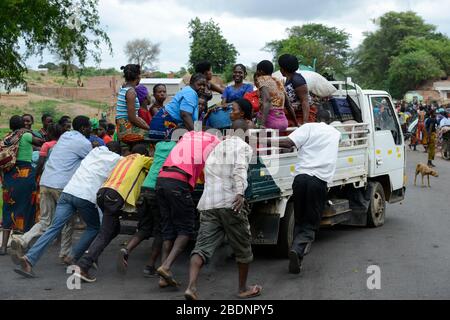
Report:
222,83,254,104
40,131,92,189
89,135,106,146
165,86,199,123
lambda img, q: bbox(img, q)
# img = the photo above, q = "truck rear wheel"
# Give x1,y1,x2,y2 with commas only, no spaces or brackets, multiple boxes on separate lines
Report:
275,202,295,258
367,182,386,228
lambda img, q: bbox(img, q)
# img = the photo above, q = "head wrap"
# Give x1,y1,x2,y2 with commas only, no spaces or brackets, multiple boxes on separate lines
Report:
90,118,99,130
135,85,149,105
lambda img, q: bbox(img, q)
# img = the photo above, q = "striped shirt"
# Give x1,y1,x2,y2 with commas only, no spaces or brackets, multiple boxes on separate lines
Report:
116,87,140,120
102,154,153,211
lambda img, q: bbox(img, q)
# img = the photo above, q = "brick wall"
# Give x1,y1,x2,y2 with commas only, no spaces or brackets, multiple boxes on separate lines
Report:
28,86,117,104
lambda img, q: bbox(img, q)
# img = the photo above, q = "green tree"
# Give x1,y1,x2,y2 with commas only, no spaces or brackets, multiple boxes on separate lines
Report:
0,0,111,90
265,23,351,77
398,36,450,75
188,18,238,74
387,50,444,99
352,11,439,89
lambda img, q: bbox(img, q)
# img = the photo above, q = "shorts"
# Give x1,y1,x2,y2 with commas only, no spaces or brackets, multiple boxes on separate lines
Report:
191,207,253,265
155,178,196,241
135,187,161,240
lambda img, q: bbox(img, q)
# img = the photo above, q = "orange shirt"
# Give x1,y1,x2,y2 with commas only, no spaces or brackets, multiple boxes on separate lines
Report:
103,135,113,144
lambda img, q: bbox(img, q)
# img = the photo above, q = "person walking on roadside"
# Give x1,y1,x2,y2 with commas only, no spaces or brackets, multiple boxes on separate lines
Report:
426,111,438,168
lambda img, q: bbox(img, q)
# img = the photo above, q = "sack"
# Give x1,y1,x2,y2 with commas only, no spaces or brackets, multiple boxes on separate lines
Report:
0,129,27,172
243,91,260,113
299,71,337,98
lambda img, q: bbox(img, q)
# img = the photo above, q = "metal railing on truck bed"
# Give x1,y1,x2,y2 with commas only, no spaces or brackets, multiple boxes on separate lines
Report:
244,123,370,202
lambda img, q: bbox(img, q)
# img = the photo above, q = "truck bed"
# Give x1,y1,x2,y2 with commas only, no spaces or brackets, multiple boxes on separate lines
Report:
245,123,369,202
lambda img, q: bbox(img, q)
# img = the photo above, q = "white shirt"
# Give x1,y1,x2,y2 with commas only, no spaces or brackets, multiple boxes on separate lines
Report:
63,147,122,204
197,136,253,211
288,122,341,184
440,117,450,128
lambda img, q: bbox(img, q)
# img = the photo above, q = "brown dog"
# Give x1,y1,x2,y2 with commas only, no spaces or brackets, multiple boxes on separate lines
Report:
414,164,439,188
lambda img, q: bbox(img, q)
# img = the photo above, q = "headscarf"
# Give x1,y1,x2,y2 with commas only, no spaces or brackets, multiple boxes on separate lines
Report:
90,118,99,130
135,85,149,105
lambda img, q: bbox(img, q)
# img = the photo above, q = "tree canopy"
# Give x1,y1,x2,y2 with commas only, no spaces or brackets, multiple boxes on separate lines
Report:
265,23,351,78
387,50,444,99
188,18,238,74
0,0,111,90
351,11,443,90
124,39,160,71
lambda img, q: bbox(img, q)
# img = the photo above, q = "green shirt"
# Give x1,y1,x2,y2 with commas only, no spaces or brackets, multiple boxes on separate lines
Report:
142,141,177,190
17,132,33,162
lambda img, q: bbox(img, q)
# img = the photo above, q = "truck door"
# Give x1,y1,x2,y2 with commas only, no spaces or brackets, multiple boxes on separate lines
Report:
369,96,405,192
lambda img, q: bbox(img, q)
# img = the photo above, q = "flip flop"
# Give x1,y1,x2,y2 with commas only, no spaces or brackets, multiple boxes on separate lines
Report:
14,256,36,278
238,285,262,299
159,278,170,288
14,266,36,279
156,267,179,287
184,289,199,301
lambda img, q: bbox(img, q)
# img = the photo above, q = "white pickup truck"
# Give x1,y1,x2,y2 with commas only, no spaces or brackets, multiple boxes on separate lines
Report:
240,79,406,256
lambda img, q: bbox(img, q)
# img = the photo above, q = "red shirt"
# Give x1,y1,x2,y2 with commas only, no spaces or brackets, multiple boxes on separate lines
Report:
103,135,113,144
159,131,220,189
39,140,58,157
138,108,152,125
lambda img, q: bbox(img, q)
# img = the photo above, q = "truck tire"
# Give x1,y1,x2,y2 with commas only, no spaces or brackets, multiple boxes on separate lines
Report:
275,202,295,258
367,182,386,228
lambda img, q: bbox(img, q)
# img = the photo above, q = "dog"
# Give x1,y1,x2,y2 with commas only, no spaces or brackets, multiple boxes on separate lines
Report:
414,163,439,188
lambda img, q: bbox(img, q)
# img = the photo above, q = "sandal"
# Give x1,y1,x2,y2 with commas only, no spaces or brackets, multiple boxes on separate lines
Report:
14,257,36,279
156,267,179,287
184,289,199,301
238,285,263,299
159,278,170,288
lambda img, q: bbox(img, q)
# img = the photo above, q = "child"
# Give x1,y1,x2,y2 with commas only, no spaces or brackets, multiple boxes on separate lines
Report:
107,123,117,142
136,85,152,126
98,122,113,144
150,84,167,117
35,123,63,178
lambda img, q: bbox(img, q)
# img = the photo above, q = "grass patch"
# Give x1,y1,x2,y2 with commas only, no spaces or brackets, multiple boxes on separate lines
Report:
28,100,65,121
0,127,10,139
0,100,64,129
78,99,110,111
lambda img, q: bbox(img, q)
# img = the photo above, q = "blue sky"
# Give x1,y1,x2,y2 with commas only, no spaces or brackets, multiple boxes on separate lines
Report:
25,0,450,72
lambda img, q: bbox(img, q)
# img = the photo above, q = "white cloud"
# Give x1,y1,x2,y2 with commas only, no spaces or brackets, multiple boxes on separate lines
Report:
25,0,450,72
